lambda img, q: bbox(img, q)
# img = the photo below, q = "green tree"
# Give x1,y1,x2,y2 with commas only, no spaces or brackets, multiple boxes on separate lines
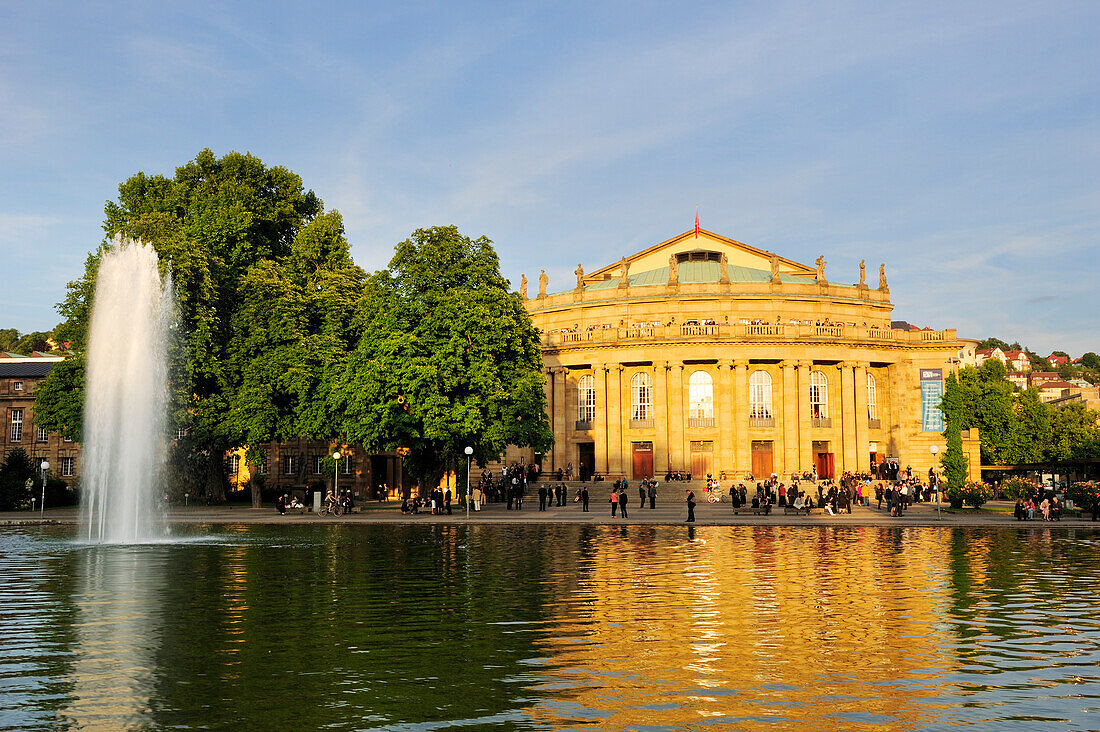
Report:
1047,401,1100,461
36,149,327,502
332,226,552,495
13,331,51,354
977,337,1012,351
226,212,365,506
0,328,19,352
1081,352,1100,370
0,448,35,510
1058,363,1076,380
32,355,85,441
939,371,970,492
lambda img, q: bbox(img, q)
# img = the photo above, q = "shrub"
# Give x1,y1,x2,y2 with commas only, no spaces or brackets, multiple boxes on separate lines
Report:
1065,482,1100,510
1000,476,1041,502
947,481,994,509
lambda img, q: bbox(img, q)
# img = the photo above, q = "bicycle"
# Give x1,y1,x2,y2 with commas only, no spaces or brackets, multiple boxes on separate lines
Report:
317,500,343,517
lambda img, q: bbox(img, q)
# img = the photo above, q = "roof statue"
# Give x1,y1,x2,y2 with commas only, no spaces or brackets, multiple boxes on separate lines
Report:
719,252,730,284
574,263,585,291
770,253,781,284
668,254,678,284
520,274,528,300
538,269,548,299
859,260,866,287
618,256,630,288
815,255,826,283
879,263,889,292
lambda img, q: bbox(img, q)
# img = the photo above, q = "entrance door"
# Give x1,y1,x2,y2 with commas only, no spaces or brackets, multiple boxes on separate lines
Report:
751,441,773,478
814,452,835,480
690,452,712,479
632,442,654,479
578,442,595,480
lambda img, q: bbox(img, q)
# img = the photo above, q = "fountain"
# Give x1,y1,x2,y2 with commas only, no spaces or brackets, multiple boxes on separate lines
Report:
82,236,174,543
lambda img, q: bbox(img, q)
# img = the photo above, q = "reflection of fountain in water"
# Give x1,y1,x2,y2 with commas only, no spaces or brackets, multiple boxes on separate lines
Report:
82,237,173,543
63,546,165,730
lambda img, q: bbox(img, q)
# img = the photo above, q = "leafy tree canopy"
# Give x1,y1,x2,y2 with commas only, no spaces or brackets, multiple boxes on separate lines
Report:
332,226,552,492
1081,352,1100,370
37,149,329,501
978,337,1018,351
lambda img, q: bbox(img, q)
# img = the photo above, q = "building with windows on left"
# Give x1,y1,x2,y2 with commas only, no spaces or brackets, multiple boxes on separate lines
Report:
0,353,80,483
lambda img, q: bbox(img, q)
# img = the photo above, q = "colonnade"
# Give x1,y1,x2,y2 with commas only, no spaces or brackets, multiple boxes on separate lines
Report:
545,360,880,479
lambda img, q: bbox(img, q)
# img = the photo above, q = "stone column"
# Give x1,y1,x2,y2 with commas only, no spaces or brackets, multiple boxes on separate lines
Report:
734,360,750,477
781,361,798,476
542,367,553,470
653,361,668,476
854,362,870,473
668,363,685,474
840,362,857,472
607,364,624,477
552,367,567,472
717,360,735,476
797,361,812,472
594,365,608,474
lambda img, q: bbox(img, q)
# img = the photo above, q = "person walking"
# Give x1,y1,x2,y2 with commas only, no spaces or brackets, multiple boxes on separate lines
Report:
618,485,629,518
686,490,696,523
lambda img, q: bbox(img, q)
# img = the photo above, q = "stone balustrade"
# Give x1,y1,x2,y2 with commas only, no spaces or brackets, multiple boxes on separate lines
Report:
544,324,957,348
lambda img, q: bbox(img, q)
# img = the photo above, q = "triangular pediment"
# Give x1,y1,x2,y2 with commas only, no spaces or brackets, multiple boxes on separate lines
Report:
586,229,814,282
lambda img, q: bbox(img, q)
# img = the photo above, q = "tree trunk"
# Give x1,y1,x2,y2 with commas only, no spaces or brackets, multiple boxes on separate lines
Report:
204,447,227,503
250,479,263,508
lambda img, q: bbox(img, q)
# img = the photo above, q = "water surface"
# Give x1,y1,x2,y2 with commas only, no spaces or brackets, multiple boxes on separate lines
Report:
1,524,1098,730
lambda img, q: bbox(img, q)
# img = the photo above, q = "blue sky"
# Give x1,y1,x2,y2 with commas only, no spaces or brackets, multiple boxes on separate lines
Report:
2,1,1097,354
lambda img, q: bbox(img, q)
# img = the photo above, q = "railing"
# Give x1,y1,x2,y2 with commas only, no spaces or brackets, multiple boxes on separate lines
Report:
574,420,592,431
868,418,881,430
687,417,715,429
812,416,832,428
629,418,654,429
749,416,775,428
680,324,720,337
542,324,958,348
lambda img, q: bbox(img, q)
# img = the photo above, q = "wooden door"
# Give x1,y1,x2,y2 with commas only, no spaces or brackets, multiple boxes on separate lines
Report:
815,452,835,480
690,452,712,478
632,442,653,479
578,442,595,480
751,441,773,478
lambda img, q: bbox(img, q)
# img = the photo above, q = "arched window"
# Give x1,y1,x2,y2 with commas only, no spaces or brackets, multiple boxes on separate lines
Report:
749,370,772,418
688,371,713,418
630,372,652,420
867,373,878,421
577,374,595,422
809,370,829,418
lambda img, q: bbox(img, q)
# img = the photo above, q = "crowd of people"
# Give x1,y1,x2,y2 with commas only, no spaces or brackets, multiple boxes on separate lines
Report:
1014,495,1064,521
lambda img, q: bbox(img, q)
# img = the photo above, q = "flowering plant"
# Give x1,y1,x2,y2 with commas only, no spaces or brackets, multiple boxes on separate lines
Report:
947,480,994,509
1000,477,1041,502
1065,482,1100,510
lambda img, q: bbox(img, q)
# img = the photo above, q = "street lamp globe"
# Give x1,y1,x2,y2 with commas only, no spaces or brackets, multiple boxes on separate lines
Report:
464,446,473,456
41,460,50,473
333,451,341,460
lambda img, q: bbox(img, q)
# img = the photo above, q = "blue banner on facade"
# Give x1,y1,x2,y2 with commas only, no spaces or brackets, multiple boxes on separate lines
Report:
920,368,944,432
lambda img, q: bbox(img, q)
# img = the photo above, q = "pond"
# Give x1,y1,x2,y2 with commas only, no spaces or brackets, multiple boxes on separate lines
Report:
1,524,1098,730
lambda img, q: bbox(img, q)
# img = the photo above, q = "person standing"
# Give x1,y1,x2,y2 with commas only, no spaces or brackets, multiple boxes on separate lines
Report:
581,485,590,512
686,490,696,523
648,480,657,509
639,479,647,508
618,484,629,519
538,484,548,511
610,487,619,517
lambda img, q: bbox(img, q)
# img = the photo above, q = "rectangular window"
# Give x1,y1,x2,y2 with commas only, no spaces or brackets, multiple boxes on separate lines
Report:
342,456,353,475
37,427,49,442
13,381,23,391
312,455,324,474
258,451,268,475
283,454,295,475
61,457,74,477
10,409,23,442
228,454,240,476
176,428,188,440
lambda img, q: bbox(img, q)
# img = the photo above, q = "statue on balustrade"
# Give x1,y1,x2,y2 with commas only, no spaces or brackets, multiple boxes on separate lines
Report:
815,255,826,283
538,269,548,298
574,264,585,290
859,259,866,287
879,263,888,292
770,253,781,283
668,254,678,284
619,256,630,287
519,274,528,300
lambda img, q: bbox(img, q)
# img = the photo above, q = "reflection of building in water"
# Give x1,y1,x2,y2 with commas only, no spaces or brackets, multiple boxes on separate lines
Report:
523,526,957,730
513,230,981,481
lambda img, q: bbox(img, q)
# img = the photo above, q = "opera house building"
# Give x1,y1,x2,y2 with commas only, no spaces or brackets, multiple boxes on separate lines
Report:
523,229,980,482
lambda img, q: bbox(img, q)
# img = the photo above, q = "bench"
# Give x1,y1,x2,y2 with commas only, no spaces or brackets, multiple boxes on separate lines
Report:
731,505,769,515
783,505,812,515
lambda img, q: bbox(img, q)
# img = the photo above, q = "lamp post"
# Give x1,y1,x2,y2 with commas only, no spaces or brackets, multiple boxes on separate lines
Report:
464,446,473,519
333,451,342,512
929,444,940,520
39,460,49,518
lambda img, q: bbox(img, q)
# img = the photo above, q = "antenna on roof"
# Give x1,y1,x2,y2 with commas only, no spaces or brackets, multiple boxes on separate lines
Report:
694,206,700,239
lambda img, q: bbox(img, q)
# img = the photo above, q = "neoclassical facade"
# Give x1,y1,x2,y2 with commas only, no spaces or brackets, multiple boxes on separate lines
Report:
522,229,980,481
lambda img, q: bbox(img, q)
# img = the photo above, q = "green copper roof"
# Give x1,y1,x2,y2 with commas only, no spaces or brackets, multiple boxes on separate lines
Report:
580,262,820,292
